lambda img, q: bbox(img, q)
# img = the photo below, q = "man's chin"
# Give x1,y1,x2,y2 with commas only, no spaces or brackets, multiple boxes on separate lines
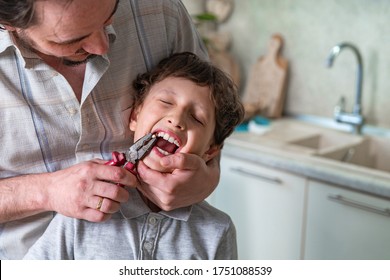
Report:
62,54,97,67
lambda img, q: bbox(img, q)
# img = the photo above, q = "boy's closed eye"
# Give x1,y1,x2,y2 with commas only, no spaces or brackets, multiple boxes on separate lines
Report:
159,99,173,105
191,114,205,126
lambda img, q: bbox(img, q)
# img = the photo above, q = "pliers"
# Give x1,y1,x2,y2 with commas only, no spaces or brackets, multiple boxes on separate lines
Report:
105,132,157,175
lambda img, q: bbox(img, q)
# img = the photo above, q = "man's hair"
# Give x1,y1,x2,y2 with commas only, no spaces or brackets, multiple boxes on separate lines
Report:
0,0,36,29
0,0,73,30
133,52,244,146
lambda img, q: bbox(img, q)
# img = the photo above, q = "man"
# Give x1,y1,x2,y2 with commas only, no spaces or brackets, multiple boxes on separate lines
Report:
0,0,219,259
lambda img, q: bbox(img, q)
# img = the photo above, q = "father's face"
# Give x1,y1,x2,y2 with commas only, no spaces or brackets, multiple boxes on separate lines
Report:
10,0,119,66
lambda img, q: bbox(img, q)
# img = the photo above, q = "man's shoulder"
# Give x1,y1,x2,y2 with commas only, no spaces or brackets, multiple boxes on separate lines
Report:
129,0,183,15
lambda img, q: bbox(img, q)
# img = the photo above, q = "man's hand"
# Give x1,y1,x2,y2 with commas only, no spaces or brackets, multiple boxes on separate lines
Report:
45,160,134,221
136,152,220,211
0,160,137,223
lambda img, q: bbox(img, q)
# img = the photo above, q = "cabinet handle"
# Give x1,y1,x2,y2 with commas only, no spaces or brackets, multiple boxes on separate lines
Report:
328,194,390,217
230,167,283,185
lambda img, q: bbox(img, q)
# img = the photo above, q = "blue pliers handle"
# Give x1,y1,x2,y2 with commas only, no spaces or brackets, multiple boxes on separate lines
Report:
105,133,157,175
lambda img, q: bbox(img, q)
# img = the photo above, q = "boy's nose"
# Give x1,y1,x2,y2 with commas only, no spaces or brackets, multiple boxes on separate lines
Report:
167,113,186,130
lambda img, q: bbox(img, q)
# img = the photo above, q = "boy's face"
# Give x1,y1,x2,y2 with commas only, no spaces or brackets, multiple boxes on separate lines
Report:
130,77,220,173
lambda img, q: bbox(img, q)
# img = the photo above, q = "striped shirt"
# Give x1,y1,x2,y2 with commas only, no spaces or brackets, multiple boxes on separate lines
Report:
0,0,207,259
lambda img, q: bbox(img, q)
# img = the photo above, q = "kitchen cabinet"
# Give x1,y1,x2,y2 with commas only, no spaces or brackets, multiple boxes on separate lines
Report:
208,153,308,259
304,180,390,259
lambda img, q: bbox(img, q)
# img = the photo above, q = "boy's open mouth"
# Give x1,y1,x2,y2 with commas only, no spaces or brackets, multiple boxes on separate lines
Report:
155,131,180,155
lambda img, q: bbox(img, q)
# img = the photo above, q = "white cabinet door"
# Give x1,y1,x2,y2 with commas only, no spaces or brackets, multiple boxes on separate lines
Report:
209,154,307,259
304,180,390,259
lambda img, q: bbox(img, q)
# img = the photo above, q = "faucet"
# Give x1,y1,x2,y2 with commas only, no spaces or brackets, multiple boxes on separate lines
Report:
326,42,364,134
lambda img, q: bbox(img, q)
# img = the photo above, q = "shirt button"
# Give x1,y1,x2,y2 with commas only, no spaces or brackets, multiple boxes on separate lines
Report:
144,242,153,250
67,107,78,115
149,216,157,225
82,144,90,150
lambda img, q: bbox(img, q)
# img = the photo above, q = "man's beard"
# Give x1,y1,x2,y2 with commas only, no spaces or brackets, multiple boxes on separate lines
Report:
62,54,97,66
12,30,96,67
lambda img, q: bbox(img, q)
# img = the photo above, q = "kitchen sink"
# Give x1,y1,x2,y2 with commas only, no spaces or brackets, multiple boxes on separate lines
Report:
232,118,390,174
232,118,366,155
288,131,363,151
314,135,390,172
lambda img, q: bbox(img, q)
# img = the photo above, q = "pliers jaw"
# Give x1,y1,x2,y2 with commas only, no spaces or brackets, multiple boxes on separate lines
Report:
126,132,157,165
105,132,157,175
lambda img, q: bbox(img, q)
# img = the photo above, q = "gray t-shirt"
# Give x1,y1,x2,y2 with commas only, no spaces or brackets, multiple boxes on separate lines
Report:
24,188,237,260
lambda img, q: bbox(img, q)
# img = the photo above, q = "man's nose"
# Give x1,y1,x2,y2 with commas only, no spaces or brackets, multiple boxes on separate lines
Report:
81,29,109,55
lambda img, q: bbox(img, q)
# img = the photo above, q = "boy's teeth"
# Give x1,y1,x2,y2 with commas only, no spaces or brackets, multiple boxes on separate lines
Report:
157,132,179,147
157,147,170,156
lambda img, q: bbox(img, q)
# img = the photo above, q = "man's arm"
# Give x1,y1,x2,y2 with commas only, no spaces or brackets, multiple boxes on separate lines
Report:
0,173,50,223
0,160,133,223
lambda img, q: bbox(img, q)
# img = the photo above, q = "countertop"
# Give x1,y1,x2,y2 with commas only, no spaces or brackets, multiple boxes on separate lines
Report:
222,119,390,200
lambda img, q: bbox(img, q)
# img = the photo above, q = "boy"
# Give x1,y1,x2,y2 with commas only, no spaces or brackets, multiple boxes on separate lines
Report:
24,52,244,260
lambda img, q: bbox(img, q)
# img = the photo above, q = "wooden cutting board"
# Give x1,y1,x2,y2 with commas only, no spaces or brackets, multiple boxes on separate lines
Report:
242,34,288,120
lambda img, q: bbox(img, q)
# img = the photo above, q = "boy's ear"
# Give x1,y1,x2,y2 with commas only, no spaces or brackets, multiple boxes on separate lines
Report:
202,144,221,162
129,108,140,132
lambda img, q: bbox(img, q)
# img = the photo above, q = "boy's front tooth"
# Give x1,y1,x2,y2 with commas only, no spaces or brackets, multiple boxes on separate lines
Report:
156,132,179,147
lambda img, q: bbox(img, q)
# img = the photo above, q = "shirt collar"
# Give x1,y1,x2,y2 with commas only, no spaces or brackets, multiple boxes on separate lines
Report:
120,188,193,222
0,30,16,54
